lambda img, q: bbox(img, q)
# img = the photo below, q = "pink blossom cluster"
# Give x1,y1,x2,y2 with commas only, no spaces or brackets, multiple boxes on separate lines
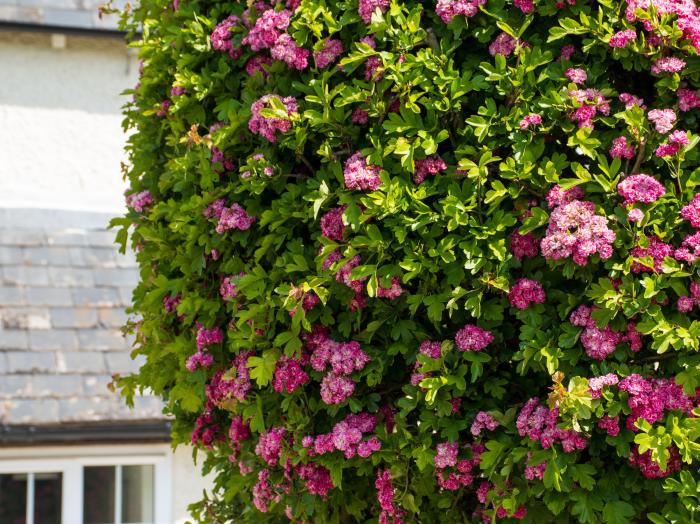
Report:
304,327,370,404
565,68,587,84
313,39,343,68
203,198,226,219
163,293,181,314
476,481,527,519
359,0,389,23
220,273,245,301
569,88,610,129
678,88,700,112
375,470,405,524
588,372,619,398
609,29,636,47
211,145,236,172
295,463,334,496
471,411,499,437
610,136,635,159
560,44,575,60
570,305,641,359
241,8,309,70
255,426,286,466
191,411,223,448
413,156,447,184
630,236,673,273
320,205,347,242
629,445,682,479
352,108,369,125
508,278,546,310
335,255,369,309
211,15,242,59
651,56,686,74
656,129,689,157
376,277,403,299
344,151,382,190
514,0,534,13
619,374,695,431
624,0,700,54
270,33,310,69
156,99,170,117
675,235,700,265
245,55,273,77
617,174,666,205
524,453,546,480
171,85,187,96
273,356,309,394
229,415,251,456
648,108,676,134
249,94,298,142
435,0,485,23
545,184,584,209
205,351,254,404
186,350,214,372
125,190,153,213
419,340,442,359
489,32,518,57
196,325,223,351
681,194,700,228
215,203,256,233
511,229,539,259
597,415,620,436
620,92,645,109
516,398,588,452
519,113,542,130
541,197,616,265
434,442,484,491
252,469,280,512
455,324,494,352
303,412,381,459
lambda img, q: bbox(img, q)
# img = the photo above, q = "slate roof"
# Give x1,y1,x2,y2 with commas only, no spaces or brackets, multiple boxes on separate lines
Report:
0,0,128,32
0,208,164,426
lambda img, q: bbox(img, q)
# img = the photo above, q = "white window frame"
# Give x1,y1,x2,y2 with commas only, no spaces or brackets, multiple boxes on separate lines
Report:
0,444,172,524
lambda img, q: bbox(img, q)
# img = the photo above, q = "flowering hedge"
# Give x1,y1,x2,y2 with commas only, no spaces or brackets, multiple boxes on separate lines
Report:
113,0,700,521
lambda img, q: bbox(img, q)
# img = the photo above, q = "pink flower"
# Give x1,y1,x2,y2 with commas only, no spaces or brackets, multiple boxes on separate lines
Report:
320,205,347,242
617,174,666,205
270,34,310,70
681,194,700,228
313,39,343,69
419,340,442,359
320,373,356,404
651,56,686,74
609,29,636,48
508,278,546,310
245,55,274,77
519,113,542,130
597,415,620,436
648,108,676,134
546,184,584,208
273,356,309,394
489,32,517,57
560,44,575,60
343,152,382,190
471,411,499,437
435,442,459,468
211,15,242,59
351,108,369,124
588,373,619,398
435,0,485,23
630,236,673,273
376,277,403,299
125,190,153,213
511,229,539,259
375,470,405,523
670,129,689,146
215,203,256,233
358,0,389,23
242,9,292,51
220,273,245,300
628,208,644,222
630,445,681,479
413,156,447,184
540,199,616,265
674,232,700,263
296,463,334,496
514,0,534,13
678,88,700,112
619,92,645,109
455,324,494,352
609,136,635,159
677,295,694,312
565,68,587,84
249,95,298,142
255,426,286,465
656,143,680,157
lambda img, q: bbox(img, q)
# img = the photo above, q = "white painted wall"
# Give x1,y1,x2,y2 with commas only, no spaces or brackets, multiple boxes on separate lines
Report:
171,446,216,524
0,30,137,213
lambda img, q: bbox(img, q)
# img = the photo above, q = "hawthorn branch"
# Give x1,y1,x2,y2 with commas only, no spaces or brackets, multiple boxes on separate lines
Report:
631,138,647,174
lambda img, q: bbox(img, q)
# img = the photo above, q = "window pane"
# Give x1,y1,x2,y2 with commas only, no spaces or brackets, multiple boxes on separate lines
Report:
121,465,154,524
0,473,27,524
83,466,115,524
34,473,62,524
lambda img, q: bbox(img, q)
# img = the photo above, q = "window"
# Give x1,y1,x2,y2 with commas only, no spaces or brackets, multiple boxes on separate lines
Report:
0,445,171,524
